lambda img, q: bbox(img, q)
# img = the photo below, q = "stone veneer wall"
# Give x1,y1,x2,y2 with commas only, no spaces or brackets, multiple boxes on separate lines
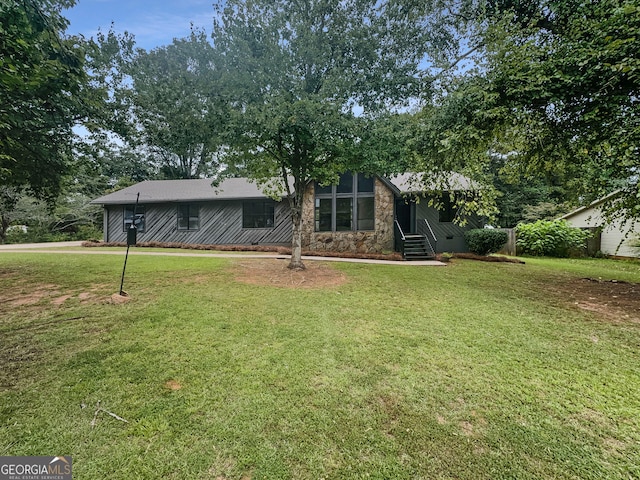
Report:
301,178,395,254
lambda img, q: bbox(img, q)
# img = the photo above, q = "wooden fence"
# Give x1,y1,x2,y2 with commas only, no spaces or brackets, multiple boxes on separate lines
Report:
497,228,516,256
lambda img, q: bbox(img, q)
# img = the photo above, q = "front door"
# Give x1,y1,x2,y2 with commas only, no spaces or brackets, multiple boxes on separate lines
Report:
395,199,415,235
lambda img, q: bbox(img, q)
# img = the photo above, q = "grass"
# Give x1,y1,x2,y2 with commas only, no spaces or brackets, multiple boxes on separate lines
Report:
0,252,639,479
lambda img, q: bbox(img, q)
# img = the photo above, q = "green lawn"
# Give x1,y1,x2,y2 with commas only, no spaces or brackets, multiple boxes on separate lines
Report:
0,252,638,479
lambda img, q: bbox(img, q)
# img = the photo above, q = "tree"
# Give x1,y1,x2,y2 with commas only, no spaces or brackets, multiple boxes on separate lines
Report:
487,0,638,209
418,0,640,222
212,0,431,269
0,186,21,243
0,0,89,199
125,30,228,179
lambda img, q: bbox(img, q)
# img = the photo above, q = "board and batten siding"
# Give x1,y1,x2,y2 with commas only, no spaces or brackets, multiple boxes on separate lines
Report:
415,202,482,253
104,201,292,246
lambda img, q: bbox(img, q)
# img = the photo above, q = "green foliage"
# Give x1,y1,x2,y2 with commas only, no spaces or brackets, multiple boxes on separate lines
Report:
464,228,508,256
125,30,227,179
409,78,502,224
516,220,592,257
412,0,640,223
0,0,95,199
5,223,101,243
2,191,102,244
492,1,639,217
212,0,433,267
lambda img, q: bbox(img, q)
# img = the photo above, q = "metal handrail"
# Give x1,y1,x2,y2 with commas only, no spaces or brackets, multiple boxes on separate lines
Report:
417,219,437,256
394,219,406,255
421,218,437,243
394,219,406,241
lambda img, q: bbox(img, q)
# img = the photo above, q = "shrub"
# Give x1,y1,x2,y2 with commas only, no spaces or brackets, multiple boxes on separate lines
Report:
516,219,591,257
464,228,508,256
3,224,103,244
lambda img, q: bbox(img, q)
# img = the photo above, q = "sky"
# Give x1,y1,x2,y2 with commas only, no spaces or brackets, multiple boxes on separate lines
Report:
64,0,217,51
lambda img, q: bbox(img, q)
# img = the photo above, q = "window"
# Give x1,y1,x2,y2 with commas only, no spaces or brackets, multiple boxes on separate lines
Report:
124,205,145,232
357,197,375,230
178,204,200,230
243,201,275,228
439,194,458,223
314,173,375,232
357,174,374,193
336,197,353,230
315,198,332,232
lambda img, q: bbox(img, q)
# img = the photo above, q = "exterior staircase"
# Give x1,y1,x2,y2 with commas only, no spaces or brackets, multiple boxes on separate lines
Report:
402,234,434,260
394,219,437,261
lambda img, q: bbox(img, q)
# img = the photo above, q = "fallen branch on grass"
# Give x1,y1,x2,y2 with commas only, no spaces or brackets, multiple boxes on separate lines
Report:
90,400,129,428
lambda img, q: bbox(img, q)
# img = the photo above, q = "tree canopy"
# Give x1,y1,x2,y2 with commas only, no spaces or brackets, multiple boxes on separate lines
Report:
0,0,90,199
211,0,437,268
126,30,228,179
415,0,640,222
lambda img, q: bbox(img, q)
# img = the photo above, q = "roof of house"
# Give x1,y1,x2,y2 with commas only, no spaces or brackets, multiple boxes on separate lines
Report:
560,190,621,221
92,173,476,205
91,178,280,205
388,172,477,193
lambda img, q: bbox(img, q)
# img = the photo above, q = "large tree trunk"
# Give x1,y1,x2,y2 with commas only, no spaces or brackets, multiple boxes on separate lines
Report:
289,209,305,270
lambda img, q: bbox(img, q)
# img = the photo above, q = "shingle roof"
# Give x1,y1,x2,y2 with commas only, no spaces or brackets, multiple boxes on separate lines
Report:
559,190,621,220
92,173,477,205
91,178,278,205
389,172,477,193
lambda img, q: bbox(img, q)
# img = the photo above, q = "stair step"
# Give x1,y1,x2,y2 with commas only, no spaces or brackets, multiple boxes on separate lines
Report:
404,255,435,261
401,233,435,260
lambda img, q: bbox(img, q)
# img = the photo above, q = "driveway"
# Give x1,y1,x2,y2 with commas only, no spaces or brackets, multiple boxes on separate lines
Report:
0,241,445,266
0,241,84,250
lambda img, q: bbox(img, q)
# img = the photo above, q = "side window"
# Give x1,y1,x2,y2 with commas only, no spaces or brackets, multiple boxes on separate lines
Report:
243,201,275,228
178,204,200,230
124,205,145,232
438,195,457,223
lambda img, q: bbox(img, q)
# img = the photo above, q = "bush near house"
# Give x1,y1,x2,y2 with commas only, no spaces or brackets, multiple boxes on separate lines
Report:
464,228,508,256
516,219,592,257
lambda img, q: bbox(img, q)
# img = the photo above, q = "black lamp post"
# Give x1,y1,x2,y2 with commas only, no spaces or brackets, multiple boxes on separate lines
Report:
119,192,140,296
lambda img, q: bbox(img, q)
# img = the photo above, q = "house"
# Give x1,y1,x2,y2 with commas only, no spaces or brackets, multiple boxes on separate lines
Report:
561,192,639,258
91,173,482,257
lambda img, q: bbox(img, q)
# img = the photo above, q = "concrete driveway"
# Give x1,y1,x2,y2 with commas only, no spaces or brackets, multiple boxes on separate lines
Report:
0,241,445,265
0,241,84,250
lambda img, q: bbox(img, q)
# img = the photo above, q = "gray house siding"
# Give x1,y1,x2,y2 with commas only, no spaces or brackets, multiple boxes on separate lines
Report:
415,202,482,253
104,200,292,245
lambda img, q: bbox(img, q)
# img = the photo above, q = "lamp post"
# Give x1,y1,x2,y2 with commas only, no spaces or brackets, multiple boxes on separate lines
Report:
119,192,140,296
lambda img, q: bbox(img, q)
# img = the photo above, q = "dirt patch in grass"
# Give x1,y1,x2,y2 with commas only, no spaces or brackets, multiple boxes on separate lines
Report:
231,259,347,289
165,379,182,391
552,278,640,323
3,286,59,306
0,280,112,311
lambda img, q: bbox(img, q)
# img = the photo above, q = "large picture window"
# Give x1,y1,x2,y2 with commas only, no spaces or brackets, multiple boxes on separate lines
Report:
124,205,145,232
314,173,375,232
243,201,275,228
178,204,200,230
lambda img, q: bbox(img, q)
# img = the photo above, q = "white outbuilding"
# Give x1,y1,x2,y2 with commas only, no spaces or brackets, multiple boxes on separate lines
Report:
561,192,639,258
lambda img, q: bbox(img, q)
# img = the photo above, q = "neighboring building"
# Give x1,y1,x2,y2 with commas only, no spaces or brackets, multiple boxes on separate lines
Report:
561,192,639,258
91,173,483,257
